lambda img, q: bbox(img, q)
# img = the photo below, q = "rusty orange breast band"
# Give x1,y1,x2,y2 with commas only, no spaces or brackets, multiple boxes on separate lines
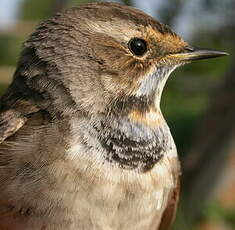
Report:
128,107,162,127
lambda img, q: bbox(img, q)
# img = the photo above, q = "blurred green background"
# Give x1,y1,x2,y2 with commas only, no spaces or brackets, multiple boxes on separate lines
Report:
0,0,234,229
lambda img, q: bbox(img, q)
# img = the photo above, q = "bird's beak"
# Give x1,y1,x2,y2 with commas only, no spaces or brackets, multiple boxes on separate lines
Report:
170,48,229,61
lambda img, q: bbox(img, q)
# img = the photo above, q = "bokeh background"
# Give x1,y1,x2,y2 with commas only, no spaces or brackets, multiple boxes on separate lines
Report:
0,0,234,229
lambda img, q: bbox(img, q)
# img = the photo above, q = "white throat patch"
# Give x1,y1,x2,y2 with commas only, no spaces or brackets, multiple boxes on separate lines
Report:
134,66,177,100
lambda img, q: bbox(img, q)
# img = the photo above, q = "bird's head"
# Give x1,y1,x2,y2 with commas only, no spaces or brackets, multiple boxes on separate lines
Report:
15,2,227,117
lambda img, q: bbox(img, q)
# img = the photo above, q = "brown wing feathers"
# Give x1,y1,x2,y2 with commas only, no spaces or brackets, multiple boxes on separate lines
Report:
158,175,181,230
0,96,40,144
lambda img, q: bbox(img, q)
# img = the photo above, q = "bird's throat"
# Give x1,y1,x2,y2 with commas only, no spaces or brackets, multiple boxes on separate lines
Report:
93,105,172,172
134,65,177,108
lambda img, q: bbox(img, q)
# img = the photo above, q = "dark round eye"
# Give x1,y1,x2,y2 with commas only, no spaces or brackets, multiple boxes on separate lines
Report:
128,38,147,56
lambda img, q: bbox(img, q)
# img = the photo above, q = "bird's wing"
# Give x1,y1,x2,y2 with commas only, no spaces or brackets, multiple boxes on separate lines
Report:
0,203,47,230
158,174,181,230
0,98,40,145
0,211,31,230
0,92,46,229
0,51,45,144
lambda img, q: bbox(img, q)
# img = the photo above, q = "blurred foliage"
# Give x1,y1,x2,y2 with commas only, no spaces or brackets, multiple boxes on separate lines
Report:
0,35,23,66
70,0,94,5
157,0,184,25
19,0,52,20
162,56,231,152
121,0,132,6
0,84,7,94
203,203,235,228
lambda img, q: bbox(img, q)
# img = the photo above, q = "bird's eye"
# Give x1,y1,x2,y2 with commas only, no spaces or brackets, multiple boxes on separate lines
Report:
128,38,147,56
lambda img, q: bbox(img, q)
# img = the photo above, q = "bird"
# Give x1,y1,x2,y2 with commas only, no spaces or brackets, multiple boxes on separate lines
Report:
0,2,228,230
